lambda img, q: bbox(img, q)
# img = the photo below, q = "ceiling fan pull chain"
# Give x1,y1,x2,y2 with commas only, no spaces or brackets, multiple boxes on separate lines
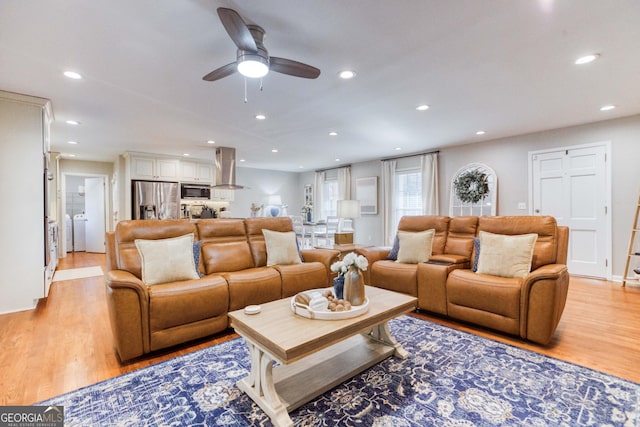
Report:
260,78,264,92
244,77,248,103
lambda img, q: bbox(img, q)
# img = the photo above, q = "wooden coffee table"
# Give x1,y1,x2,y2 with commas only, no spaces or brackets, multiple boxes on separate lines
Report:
228,286,417,427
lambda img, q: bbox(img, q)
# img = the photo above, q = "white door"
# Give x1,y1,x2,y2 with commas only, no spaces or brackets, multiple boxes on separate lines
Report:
531,144,609,278
84,177,106,253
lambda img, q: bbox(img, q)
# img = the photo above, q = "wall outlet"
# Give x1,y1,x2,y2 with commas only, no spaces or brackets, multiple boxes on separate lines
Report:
517,202,527,210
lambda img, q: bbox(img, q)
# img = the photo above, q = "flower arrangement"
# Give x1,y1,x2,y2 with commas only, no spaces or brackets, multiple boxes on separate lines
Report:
331,252,368,277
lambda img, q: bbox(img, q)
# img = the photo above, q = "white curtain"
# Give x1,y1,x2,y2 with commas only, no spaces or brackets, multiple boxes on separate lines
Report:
381,159,396,245
337,166,351,200
314,171,325,222
421,152,439,215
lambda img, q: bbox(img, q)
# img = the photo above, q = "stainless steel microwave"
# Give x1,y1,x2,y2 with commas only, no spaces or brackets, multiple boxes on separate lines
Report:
180,184,211,200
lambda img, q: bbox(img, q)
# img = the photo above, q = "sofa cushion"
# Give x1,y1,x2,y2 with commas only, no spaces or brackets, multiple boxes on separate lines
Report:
115,219,197,279
397,229,435,263
193,241,203,277
477,216,558,270
471,237,480,272
262,229,302,266
476,231,538,278
135,233,200,285
196,219,256,274
201,241,255,274
397,216,449,255
447,269,522,335
386,234,400,260
275,262,328,297
224,267,282,311
443,216,478,257
148,275,229,332
370,260,419,296
245,217,296,267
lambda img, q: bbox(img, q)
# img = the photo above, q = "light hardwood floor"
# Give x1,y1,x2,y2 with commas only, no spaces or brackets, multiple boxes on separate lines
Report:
0,252,638,405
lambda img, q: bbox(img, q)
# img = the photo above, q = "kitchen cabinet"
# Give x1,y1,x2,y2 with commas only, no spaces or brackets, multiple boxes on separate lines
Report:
130,155,179,181
212,189,235,201
180,160,213,184
0,90,52,313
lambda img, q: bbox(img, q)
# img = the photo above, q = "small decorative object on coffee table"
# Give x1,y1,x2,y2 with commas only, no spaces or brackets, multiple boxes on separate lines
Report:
332,252,368,306
333,275,345,299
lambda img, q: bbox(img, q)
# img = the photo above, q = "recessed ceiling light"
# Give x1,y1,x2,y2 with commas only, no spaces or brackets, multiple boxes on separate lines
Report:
600,105,616,111
68,154,76,157
67,140,78,145
65,120,80,125
575,54,600,65
271,149,278,153
476,130,486,135
329,131,338,136
338,70,356,79
395,147,402,151
416,104,430,111
335,158,340,162
239,159,246,162
63,71,83,79
256,114,266,120
183,153,190,157
207,140,215,144
299,165,304,169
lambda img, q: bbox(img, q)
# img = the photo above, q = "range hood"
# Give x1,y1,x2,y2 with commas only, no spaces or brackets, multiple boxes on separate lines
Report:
212,147,244,189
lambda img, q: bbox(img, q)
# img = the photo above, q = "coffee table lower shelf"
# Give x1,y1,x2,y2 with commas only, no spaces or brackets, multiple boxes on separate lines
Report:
236,329,406,427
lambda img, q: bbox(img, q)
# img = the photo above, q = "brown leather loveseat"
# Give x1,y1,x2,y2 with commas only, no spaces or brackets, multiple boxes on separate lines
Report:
105,217,339,361
358,215,569,345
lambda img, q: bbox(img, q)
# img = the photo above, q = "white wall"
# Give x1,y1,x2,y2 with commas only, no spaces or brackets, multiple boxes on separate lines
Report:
233,167,300,218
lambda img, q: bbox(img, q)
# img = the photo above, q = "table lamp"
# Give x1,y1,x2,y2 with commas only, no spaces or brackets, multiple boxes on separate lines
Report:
336,199,361,244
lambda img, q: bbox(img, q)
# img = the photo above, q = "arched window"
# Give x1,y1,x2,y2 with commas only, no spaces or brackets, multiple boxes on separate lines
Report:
449,163,497,216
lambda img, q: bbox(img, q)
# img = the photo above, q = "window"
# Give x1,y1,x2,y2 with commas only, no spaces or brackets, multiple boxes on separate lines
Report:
393,168,422,230
322,178,338,217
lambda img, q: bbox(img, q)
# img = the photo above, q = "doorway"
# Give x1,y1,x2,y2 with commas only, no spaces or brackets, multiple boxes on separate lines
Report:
61,173,108,255
529,142,611,279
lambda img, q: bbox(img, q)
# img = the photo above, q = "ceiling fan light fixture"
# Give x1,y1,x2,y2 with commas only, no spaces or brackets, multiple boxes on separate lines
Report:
338,70,356,79
237,53,269,78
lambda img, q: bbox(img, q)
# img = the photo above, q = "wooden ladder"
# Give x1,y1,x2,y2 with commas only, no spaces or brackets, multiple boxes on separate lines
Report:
622,192,640,286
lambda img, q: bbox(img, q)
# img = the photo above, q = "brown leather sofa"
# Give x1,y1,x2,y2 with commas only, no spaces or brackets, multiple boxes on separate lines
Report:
358,215,569,345
105,217,339,361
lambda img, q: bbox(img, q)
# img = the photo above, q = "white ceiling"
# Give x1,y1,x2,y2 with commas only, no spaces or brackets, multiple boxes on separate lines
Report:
2,1,640,172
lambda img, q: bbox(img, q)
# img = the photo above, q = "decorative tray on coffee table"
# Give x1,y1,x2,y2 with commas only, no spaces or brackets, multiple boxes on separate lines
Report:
290,288,369,320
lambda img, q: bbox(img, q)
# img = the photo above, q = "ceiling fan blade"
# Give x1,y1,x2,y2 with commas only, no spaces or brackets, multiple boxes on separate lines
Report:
217,7,257,53
203,62,237,81
270,57,321,79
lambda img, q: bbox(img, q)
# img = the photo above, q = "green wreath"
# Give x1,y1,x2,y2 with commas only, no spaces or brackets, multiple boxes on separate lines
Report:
454,169,489,203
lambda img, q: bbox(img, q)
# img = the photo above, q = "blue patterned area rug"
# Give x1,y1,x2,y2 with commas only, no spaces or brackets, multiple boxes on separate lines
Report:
41,316,639,426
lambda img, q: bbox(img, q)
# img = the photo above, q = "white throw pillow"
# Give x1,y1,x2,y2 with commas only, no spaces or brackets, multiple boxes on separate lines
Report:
135,233,200,285
262,229,302,266
396,229,435,264
475,231,538,278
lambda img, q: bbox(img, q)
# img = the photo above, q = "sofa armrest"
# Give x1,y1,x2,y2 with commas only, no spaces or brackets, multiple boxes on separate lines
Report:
520,264,570,345
429,254,470,265
418,259,469,315
356,247,392,285
104,270,150,361
357,246,391,263
300,248,340,284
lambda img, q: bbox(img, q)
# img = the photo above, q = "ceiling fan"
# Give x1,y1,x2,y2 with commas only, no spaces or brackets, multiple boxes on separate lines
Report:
203,7,321,82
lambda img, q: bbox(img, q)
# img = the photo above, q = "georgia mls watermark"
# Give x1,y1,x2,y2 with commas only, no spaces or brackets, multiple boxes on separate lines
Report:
0,406,63,427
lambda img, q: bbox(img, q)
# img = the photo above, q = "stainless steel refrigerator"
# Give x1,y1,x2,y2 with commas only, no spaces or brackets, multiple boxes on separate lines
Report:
132,180,180,219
